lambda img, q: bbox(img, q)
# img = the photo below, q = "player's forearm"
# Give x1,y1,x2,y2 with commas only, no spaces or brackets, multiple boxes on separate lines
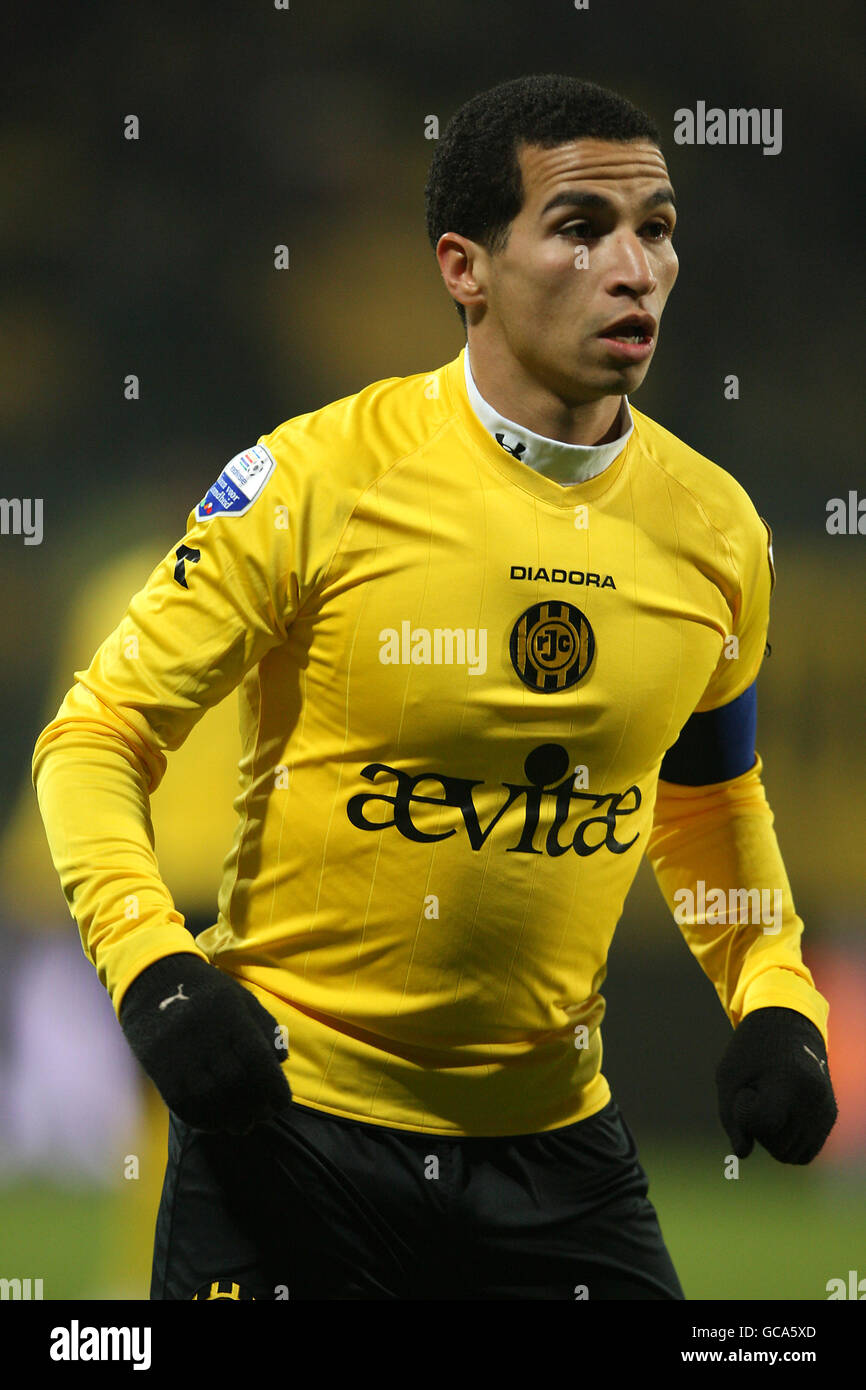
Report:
646,755,829,1046
33,684,209,1013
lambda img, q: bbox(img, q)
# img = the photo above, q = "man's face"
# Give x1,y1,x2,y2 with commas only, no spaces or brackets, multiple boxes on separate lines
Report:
473,138,678,404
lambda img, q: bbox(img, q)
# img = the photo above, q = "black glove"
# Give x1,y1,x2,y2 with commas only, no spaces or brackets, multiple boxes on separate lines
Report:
716,1006,837,1164
119,952,292,1133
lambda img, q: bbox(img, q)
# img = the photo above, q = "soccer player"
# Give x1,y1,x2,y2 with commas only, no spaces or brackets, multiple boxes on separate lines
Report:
33,74,837,1301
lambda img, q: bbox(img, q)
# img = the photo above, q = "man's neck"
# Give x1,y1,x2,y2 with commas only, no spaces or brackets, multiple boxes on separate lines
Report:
463,344,633,487
465,332,623,446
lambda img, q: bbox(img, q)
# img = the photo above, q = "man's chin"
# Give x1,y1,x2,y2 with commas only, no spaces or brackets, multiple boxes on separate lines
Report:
594,356,652,394
530,347,651,403
559,362,650,404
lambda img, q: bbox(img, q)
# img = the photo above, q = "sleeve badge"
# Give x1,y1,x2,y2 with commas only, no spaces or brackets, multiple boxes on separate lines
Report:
195,443,276,521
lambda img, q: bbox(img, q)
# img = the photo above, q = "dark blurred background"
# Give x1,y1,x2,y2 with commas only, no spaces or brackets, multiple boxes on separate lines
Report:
0,0,863,1299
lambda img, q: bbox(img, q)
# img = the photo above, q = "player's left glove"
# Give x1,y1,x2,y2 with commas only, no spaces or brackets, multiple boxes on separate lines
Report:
716,1006,837,1164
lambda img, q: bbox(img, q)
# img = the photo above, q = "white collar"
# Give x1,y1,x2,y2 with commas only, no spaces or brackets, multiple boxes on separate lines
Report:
464,345,633,485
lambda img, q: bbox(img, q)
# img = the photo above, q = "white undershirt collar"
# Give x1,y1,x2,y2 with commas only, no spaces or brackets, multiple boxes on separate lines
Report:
464,345,633,485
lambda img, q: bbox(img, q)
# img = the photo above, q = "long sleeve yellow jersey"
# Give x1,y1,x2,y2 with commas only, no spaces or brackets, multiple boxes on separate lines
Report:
32,347,828,1134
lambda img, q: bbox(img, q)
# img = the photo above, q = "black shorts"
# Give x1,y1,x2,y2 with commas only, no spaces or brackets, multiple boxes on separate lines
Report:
151,1096,685,1300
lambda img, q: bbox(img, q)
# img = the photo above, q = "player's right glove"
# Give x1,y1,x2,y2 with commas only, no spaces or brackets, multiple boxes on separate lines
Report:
118,952,292,1133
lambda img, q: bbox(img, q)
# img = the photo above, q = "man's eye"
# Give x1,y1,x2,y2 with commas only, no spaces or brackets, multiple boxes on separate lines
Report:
558,220,674,239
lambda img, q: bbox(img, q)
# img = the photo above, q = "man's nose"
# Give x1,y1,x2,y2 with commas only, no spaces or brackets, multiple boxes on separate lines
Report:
608,233,656,295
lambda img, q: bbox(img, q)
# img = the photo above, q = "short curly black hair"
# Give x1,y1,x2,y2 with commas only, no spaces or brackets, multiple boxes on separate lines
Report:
424,74,661,328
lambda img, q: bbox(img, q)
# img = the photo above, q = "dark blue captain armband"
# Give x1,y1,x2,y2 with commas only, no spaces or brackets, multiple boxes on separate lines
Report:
659,680,757,786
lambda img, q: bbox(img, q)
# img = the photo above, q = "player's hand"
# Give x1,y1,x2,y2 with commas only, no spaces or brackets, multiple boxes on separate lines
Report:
715,1006,837,1164
118,952,292,1133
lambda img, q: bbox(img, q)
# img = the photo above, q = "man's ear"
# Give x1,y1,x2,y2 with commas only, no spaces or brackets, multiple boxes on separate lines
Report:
436,232,487,320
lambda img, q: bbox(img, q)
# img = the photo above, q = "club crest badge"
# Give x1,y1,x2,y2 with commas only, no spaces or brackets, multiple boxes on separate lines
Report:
509,600,595,692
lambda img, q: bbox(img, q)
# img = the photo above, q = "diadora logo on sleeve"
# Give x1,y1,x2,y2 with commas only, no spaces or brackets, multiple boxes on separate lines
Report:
195,443,276,521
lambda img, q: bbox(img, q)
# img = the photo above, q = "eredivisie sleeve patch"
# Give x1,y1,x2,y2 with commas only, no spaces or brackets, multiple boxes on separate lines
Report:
196,443,276,520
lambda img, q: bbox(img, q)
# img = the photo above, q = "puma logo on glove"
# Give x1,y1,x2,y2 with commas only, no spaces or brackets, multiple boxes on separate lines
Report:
802,1045,827,1074
159,984,189,1010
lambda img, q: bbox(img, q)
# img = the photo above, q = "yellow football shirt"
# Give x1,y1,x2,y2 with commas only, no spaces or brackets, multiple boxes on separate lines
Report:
33,347,828,1134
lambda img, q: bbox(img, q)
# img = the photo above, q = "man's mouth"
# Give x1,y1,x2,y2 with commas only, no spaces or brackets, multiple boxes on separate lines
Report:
597,314,656,359
598,313,656,344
